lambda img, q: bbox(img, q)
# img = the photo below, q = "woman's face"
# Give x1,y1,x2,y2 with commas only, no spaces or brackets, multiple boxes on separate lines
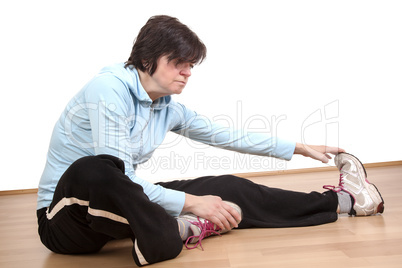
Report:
149,55,193,97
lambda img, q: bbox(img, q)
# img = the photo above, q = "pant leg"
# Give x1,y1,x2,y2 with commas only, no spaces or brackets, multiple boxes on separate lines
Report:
37,154,182,266
157,174,338,228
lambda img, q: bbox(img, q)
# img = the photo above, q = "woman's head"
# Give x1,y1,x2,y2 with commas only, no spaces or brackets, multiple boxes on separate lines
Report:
125,15,207,75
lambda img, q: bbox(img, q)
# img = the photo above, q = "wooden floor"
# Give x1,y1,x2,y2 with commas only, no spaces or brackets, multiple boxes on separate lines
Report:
0,164,401,267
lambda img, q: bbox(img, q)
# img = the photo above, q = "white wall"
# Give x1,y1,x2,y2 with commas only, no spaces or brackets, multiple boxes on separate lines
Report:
1,0,401,190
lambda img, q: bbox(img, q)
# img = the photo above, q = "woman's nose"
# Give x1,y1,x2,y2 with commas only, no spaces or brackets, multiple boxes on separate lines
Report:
180,65,192,77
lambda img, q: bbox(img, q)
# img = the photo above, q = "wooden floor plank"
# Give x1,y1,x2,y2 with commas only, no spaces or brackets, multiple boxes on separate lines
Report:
0,165,401,267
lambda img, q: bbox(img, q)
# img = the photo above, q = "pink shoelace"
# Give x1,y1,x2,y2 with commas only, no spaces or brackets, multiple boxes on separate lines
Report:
323,173,345,193
185,216,221,250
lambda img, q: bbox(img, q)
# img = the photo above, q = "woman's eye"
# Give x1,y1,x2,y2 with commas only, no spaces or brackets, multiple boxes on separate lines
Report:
176,61,193,69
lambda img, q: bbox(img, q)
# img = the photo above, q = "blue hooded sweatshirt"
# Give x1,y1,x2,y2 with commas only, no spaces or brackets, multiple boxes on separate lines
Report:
37,63,296,216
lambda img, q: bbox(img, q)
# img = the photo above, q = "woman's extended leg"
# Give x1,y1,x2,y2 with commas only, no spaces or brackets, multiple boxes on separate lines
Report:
158,175,338,228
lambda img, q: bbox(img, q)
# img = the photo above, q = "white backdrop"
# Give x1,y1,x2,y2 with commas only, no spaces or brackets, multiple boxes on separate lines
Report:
0,0,401,190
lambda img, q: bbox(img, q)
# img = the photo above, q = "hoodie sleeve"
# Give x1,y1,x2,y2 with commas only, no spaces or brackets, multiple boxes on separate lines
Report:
171,102,296,160
84,74,185,216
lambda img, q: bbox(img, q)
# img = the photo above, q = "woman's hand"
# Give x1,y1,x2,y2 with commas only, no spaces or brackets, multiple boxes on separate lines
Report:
182,194,241,231
294,143,345,163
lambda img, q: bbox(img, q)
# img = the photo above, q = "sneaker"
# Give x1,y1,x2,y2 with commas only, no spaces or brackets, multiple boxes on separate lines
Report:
324,153,384,216
179,201,242,250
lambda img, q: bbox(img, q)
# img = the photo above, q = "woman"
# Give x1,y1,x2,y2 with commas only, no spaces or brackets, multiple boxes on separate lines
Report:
37,15,384,266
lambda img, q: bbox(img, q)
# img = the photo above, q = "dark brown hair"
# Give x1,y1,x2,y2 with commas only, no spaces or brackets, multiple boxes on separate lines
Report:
125,15,207,75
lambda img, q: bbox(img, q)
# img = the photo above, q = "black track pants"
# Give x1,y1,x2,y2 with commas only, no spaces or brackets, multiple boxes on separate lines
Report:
37,154,338,266
158,175,338,228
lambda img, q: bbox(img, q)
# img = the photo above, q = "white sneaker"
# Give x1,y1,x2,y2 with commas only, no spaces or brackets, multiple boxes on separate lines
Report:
324,153,384,216
178,201,242,250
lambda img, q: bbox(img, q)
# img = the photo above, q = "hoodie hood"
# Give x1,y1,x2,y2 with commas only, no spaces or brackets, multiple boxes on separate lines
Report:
97,63,171,110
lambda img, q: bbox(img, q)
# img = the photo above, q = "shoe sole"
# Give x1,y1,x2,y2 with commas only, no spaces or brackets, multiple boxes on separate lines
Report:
338,153,385,215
